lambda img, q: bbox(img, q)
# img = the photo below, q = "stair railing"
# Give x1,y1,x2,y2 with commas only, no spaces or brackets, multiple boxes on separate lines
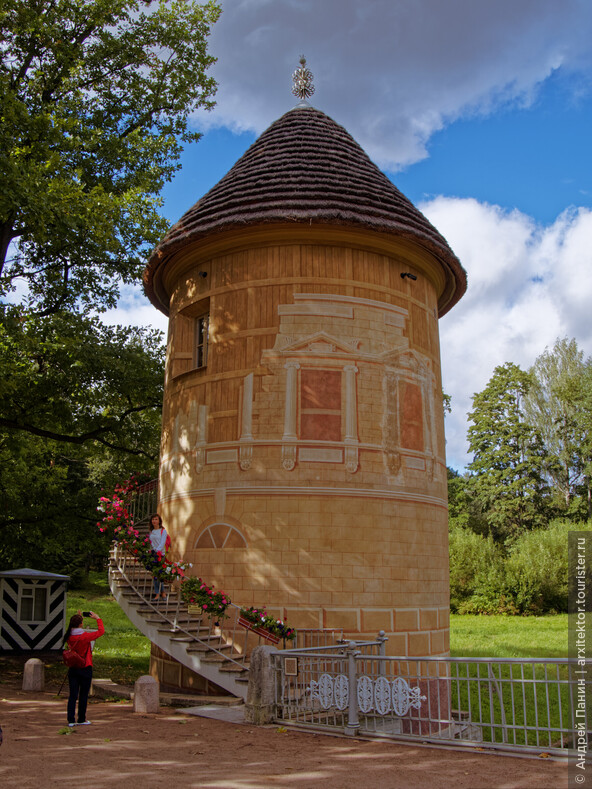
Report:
111,543,251,670
128,479,159,528
111,542,345,670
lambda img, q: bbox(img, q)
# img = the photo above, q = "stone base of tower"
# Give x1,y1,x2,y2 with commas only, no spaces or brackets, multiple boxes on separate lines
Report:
162,488,451,661
149,644,233,696
262,604,449,657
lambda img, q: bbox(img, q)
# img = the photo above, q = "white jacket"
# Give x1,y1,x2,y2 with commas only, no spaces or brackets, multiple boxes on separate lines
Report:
150,527,167,553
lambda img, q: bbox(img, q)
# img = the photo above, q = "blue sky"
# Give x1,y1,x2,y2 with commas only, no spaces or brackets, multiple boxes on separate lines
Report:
397,71,592,224
111,0,592,471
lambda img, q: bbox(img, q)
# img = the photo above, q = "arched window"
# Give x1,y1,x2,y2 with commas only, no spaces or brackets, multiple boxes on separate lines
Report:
195,523,247,549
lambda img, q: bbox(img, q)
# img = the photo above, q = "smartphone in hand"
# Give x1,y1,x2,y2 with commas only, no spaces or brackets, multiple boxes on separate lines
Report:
82,611,91,617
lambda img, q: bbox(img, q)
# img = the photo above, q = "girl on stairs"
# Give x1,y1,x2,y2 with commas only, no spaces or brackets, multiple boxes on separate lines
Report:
149,513,168,600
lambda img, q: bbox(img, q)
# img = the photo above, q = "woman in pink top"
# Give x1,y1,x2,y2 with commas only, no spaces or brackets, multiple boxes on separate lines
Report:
64,610,105,726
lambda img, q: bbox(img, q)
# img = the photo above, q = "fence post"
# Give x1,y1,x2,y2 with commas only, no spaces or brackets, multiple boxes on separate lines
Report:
377,630,388,677
245,645,279,725
345,641,360,736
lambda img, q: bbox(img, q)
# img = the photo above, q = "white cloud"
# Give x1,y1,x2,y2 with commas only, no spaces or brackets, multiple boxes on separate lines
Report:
425,198,592,469
198,0,592,168
101,284,168,337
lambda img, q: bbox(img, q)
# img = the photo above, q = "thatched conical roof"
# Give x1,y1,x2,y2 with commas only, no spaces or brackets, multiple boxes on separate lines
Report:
144,105,466,314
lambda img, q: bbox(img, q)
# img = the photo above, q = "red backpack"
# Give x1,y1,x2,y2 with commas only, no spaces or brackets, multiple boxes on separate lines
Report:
165,532,171,552
63,644,88,668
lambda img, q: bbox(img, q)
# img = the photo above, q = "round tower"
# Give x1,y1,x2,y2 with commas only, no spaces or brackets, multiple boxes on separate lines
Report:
144,102,466,658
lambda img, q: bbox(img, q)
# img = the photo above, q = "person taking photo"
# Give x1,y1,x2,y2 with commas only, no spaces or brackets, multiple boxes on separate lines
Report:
63,610,104,726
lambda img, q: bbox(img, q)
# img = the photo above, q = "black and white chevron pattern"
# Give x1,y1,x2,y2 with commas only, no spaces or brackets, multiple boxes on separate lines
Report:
0,579,66,651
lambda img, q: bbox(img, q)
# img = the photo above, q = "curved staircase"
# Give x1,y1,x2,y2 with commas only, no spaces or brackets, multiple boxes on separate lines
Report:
109,543,345,701
109,544,252,699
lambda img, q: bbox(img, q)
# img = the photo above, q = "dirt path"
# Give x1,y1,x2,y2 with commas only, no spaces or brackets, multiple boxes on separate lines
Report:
0,684,567,789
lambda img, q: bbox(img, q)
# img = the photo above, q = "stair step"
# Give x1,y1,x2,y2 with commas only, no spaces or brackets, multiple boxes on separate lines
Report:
146,619,210,633
183,635,228,647
185,641,235,653
157,629,217,640
218,664,249,674
185,646,226,656
157,627,188,634
124,598,147,607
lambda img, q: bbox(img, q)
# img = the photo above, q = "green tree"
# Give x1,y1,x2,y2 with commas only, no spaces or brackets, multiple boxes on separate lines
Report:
0,307,163,452
523,338,591,514
0,310,164,574
467,362,550,541
0,0,220,571
1,0,220,310
447,466,489,535
449,523,506,613
569,363,592,518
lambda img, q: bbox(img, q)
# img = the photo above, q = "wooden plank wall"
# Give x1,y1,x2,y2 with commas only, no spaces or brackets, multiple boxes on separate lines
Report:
167,242,441,446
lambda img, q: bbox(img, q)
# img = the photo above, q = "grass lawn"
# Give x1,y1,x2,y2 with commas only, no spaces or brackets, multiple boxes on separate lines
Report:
0,571,150,689
449,613,568,659
449,614,570,748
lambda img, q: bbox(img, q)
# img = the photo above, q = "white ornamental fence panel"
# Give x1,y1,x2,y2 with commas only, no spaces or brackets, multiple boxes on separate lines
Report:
272,639,588,757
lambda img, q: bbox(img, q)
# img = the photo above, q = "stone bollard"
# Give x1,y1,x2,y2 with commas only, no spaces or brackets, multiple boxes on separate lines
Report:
133,675,159,713
245,645,278,725
22,658,45,692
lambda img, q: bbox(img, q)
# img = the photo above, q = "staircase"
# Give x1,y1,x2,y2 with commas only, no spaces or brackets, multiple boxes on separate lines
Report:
109,544,253,699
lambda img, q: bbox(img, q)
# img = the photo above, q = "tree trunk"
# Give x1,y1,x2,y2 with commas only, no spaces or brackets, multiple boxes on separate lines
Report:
0,218,16,277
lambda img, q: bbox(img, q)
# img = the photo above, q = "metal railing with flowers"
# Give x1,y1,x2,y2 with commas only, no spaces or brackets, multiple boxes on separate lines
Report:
109,540,344,698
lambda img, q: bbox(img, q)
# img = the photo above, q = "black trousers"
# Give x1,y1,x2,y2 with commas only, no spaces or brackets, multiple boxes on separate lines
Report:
67,665,93,723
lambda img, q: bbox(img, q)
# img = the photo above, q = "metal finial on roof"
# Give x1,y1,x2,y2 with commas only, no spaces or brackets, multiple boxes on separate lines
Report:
292,56,315,102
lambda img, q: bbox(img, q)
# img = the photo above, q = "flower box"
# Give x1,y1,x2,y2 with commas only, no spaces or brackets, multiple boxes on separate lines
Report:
238,616,281,644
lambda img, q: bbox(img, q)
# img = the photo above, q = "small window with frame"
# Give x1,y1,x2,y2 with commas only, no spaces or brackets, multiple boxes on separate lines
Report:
194,314,209,369
20,584,48,622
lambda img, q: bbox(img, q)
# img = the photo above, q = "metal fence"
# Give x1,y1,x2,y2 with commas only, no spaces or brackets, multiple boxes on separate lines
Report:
272,640,589,756
128,479,159,529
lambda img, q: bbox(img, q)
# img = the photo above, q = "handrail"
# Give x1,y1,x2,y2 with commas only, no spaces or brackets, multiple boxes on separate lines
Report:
112,543,250,670
271,648,584,756
128,479,159,526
